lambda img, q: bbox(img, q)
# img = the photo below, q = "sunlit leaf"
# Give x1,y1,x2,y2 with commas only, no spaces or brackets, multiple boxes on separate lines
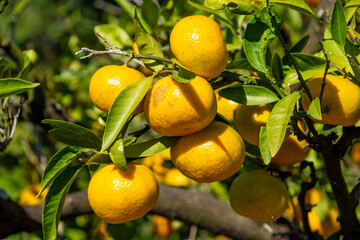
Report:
134,9,164,71
345,0,360,8
124,136,178,158
42,119,102,150
102,76,153,151
173,67,196,83
42,164,84,240
109,138,127,171
267,92,301,156
243,21,275,73
38,146,84,196
307,97,322,120
331,0,347,49
259,126,271,165
218,84,279,105
0,78,39,99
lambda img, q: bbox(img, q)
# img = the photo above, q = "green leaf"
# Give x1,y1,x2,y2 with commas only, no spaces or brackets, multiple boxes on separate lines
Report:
141,0,160,28
204,0,231,9
331,0,347,49
102,76,153,151
345,0,360,8
42,163,84,240
87,152,112,165
243,21,276,73
268,0,316,19
0,0,8,14
134,9,164,71
307,97,322,120
124,136,178,158
0,57,10,78
109,138,127,171
259,126,272,165
94,24,132,49
17,51,32,79
113,0,135,18
290,35,310,53
323,27,352,73
173,67,196,83
0,78,39,99
226,58,256,71
42,119,102,150
88,164,106,178
38,146,84,197
291,53,326,71
271,52,284,82
218,84,279,105
266,92,301,156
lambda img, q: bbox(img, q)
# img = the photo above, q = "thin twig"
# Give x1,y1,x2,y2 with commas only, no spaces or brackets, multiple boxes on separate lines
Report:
319,42,330,103
75,32,172,64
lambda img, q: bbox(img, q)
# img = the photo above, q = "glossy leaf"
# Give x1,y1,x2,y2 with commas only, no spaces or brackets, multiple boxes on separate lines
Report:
290,35,310,53
42,119,102,150
38,146,83,196
271,52,284,82
94,24,132,49
134,9,164,71
243,21,276,73
102,76,153,151
345,0,360,8
0,78,39,99
226,58,255,71
307,97,322,120
323,27,352,73
141,0,160,28
267,92,301,156
42,163,84,240
218,84,279,105
173,67,196,83
331,0,347,49
109,138,127,171
87,152,112,165
268,0,316,19
259,126,271,165
124,136,178,158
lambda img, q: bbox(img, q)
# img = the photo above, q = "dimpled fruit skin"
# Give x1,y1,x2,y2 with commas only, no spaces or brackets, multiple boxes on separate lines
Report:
229,169,289,222
235,104,273,146
144,75,217,136
89,65,145,113
301,75,360,126
171,121,245,183
87,163,159,224
271,134,310,166
170,15,228,79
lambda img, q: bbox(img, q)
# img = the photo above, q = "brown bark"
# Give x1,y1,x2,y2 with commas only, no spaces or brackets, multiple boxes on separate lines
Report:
1,185,276,240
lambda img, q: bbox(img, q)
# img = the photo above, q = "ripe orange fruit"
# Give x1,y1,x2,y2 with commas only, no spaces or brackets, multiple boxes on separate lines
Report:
19,184,48,206
87,163,159,224
170,15,228,79
89,65,145,113
271,134,310,166
320,208,341,237
351,142,360,165
163,168,193,187
235,104,273,146
171,121,245,183
215,91,241,122
144,75,217,136
229,169,289,222
301,75,360,126
152,215,173,238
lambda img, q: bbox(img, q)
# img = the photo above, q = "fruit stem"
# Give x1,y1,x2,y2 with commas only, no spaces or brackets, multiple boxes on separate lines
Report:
266,3,313,101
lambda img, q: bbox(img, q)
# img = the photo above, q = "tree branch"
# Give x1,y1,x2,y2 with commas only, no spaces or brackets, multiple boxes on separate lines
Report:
1,185,278,240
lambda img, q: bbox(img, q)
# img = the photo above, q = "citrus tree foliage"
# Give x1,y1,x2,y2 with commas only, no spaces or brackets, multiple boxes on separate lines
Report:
1,0,360,239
